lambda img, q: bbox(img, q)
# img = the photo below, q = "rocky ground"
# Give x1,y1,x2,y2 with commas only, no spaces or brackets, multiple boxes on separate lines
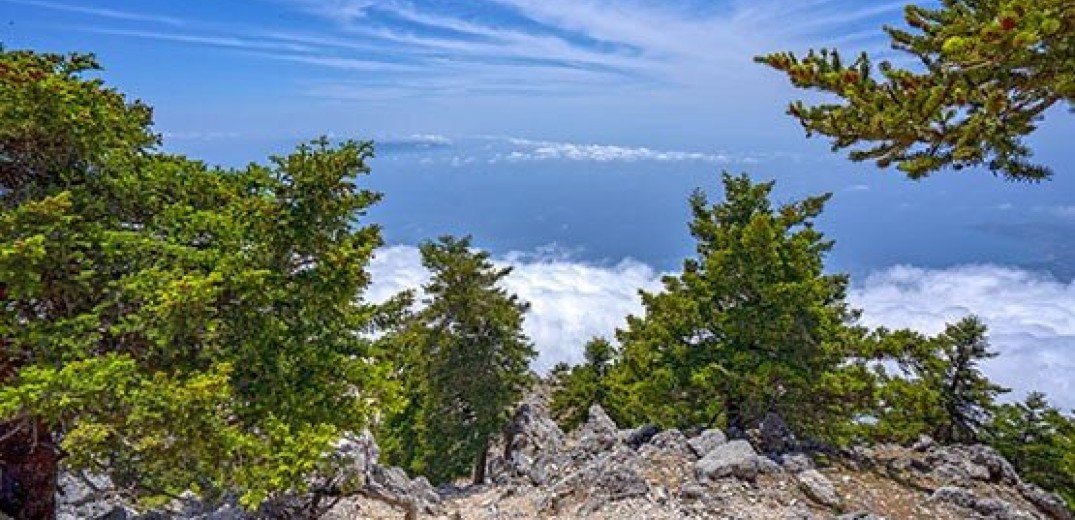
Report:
58,389,1072,520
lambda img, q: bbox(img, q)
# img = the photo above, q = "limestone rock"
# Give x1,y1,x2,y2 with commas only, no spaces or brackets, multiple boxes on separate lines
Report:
926,444,1020,486
640,428,695,460
695,439,767,482
930,486,1036,520
1018,482,1074,520
796,469,839,508
911,435,936,452
577,404,620,453
56,471,138,520
687,428,728,458
780,453,815,473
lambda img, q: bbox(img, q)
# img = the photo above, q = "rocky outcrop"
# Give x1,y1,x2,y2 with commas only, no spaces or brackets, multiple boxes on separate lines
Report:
56,472,138,520
57,390,1073,520
55,430,441,520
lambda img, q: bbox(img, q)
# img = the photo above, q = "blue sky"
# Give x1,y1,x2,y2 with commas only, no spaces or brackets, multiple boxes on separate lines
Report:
3,0,1074,406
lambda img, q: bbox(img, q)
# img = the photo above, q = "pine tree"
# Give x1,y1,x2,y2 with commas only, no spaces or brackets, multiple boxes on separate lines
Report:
388,236,535,485
757,0,1074,180
866,317,1008,444
924,317,1009,442
0,49,395,515
610,173,856,434
989,392,1075,508
550,337,616,430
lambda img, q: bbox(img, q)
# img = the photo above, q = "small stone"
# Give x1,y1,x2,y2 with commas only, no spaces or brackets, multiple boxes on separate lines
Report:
780,453,815,473
911,435,935,452
797,470,840,508
679,484,706,500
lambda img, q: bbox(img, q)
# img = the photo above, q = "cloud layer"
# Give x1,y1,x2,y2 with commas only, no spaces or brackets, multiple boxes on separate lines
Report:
849,265,1075,409
367,245,662,371
369,248,1075,410
499,138,731,164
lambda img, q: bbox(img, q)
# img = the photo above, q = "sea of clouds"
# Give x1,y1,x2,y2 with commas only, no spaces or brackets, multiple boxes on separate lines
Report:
368,246,1075,410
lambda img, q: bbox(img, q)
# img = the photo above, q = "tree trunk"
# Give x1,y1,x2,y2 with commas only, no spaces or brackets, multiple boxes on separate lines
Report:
0,419,59,520
472,438,488,485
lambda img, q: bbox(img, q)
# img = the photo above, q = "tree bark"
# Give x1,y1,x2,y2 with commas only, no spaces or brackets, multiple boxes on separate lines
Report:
472,438,488,485
0,419,59,520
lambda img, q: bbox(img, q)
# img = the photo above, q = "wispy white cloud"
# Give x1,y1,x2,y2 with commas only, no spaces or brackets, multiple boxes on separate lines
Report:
160,131,242,141
371,134,768,165
269,0,899,98
290,0,379,23
1046,205,1075,218
369,246,1075,409
5,0,185,26
47,0,905,101
498,137,733,164
385,134,453,146
81,27,314,53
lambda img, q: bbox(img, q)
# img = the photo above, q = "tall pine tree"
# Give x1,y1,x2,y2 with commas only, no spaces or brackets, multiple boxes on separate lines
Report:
610,173,856,434
865,317,1008,443
989,392,1075,508
384,236,535,485
921,317,1009,443
0,49,396,516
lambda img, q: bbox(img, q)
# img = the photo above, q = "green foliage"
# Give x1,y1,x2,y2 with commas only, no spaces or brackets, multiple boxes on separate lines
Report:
0,48,157,203
988,392,1075,508
861,317,1008,444
610,173,857,435
757,0,1075,180
550,337,616,430
380,236,535,485
921,317,1009,442
0,48,394,507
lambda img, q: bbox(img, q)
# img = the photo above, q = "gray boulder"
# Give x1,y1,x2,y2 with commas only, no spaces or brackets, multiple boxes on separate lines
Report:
621,424,661,450
911,435,936,452
780,453,815,473
640,428,695,460
368,465,440,514
504,401,566,460
538,446,649,515
695,439,767,482
688,428,728,458
576,404,620,453
925,444,1020,486
1018,482,1074,520
56,471,139,520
